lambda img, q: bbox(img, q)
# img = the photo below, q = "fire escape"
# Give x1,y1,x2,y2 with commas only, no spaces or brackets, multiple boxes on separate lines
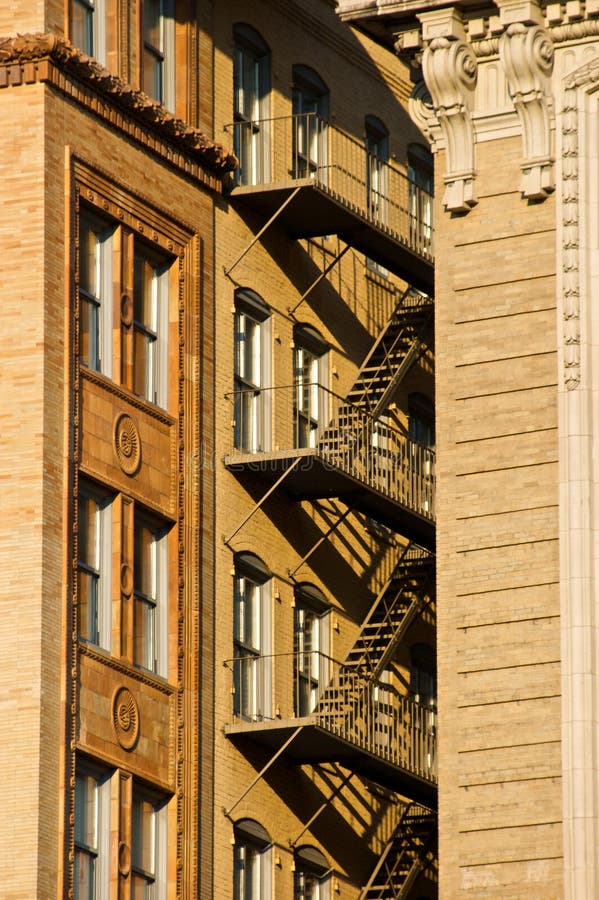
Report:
223,111,436,898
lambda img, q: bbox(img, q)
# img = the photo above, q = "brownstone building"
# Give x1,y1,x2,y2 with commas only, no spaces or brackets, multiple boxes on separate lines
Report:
0,2,438,899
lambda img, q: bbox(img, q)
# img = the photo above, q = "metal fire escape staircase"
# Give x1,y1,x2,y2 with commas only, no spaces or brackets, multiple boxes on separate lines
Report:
360,803,438,900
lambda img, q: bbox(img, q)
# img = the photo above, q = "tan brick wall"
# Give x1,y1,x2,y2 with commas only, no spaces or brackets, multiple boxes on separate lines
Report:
435,135,562,898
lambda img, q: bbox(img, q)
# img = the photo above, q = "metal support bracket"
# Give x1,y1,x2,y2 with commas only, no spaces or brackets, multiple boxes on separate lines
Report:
288,243,351,317
224,187,301,279
223,726,304,820
288,504,353,579
223,458,302,547
289,768,354,847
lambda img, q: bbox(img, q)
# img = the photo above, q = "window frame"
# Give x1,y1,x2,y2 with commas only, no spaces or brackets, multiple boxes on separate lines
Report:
74,762,111,900
233,24,271,185
142,0,176,110
293,846,331,900
292,65,329,181
70,0,107,65
233,553,272,721
77,483,112,651
293,324,329,449
78,206,114,377
131,784,168,899
293,584,330,716
133,511,168,678
133,239,170,408
233,819,272,900
233,290,272,453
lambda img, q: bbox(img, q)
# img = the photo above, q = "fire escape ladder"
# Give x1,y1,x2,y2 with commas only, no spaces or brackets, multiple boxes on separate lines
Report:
359,804,438,900
346,288,434,420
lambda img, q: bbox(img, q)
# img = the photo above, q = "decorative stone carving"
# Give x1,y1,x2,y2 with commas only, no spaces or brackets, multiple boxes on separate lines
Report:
409,80,439,148
561,72,581,390
111,686,140,750
419,10,478,212
0,33,237,175
114,413,141,476
499,23,555,198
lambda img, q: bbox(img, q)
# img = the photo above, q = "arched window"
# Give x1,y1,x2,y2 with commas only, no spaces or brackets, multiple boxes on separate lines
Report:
365,115,389,226
408,143,434,255
234,819,272,900
233,24,271,184
233,553,272,720
292,65,329,179
294,845,331,899
293,584,330,716
293,324,329,448
234,289,272,452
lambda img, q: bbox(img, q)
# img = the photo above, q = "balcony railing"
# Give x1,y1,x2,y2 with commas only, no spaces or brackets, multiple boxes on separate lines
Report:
224,113,434,261
225,383,435,521
224,651,437,784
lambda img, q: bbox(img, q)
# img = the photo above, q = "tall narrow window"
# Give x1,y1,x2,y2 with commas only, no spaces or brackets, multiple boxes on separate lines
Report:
292,66,329,180
293,325,329,449
233,25,270,185
234,290,271,452
133,515,167,676
132,788,167,899
143,0,175,110
233,554,272,721
79,209,113,375
233,820,272,900
70,0,106,64
408,144,434,256
294,846,331,900
293,585,330,717
365,115,389,227
74,766,110,900
133,242,169,407
78,486,112,650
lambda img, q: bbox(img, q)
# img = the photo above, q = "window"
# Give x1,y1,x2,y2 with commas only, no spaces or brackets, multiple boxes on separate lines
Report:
78,486,112,650
74,765,110,900
408,144,434,255
294,584,330,716
70,0,106,64
294,846,331,900
133,242,169,407
365,115,389,227
133,514,167,676
234,25,270,185
408,393,435,449
233,554,272,721
234,819,272,900
293,325,329,448
234,290,271,452
142,0,175,110
410,643,437,716
79,208,114,375
132,787,167,899
292,66,329,180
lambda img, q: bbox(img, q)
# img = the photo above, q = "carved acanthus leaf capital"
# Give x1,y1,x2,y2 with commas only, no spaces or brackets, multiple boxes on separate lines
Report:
421,34,478,212
499,23,555,198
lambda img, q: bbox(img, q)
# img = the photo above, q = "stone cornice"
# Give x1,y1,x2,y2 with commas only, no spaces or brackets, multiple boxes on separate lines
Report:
0,32,237,189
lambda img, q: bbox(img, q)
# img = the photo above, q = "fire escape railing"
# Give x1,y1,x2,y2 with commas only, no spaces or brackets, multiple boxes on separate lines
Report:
224,383,435,521
224,650,437,784
224,112,434,261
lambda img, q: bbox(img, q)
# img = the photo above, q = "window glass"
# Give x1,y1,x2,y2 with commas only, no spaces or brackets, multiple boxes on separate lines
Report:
233,291,271,452
293,585,329,716
133,243,169,407
233,820,272,900
365,115,389,228
133,515,167,675
78,487,111,650
294,847,331,900
74,766,110,900
143,0,175,109
233,25,270,185
71,0,106,64
233,554,271,721
293,325,329,449
79,209,113,375
292,66,329,180
131,789,166,898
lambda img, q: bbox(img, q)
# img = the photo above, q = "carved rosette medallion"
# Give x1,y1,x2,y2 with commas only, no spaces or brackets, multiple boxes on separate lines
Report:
114,413,141,475
111,686,140,750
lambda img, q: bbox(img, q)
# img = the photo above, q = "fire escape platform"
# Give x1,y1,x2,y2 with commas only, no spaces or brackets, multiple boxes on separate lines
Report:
224,449,435,549
229,180,434,294
225,716,437,809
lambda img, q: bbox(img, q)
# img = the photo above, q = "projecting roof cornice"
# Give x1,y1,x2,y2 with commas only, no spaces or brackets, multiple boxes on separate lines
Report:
0,32,238,190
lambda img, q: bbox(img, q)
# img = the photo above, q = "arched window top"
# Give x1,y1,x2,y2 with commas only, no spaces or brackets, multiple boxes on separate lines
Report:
234,817,271,848
294,323,329,356
410,642,436,672
408,142,433,169
235,288,271,321
234,551,271,583
294,844,330,875
233,23,270,57
292,64,329,98
294,582,329,613
365,114,388,141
